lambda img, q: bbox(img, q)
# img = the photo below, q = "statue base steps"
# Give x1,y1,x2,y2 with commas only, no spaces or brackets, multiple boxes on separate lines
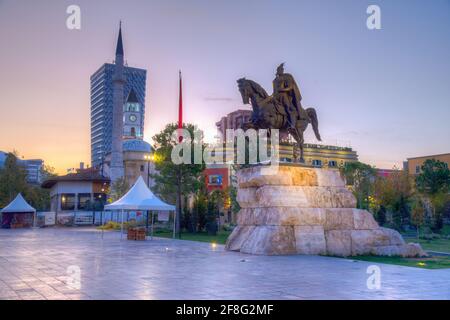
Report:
225,165,426,257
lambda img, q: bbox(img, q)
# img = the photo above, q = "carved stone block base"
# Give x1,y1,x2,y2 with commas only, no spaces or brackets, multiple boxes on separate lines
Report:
225,165,426,257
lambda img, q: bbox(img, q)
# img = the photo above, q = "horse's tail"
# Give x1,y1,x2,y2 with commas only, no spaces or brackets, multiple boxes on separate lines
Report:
306,107,321,141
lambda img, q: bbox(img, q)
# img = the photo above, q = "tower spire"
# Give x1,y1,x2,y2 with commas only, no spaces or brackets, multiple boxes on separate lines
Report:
116,21,124,56
110,21,125,183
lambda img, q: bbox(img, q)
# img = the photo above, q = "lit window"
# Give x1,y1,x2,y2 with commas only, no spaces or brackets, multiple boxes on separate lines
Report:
61,194,76,211
93,193,107,210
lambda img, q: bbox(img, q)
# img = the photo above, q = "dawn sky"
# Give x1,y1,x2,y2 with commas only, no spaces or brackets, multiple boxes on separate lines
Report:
0,0,449,173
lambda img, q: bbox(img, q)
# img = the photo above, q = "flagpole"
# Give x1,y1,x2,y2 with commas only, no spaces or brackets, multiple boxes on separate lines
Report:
178,70,183,142
176,70,183,239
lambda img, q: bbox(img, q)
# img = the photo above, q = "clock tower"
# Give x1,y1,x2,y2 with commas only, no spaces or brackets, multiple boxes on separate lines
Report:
123,89,143,140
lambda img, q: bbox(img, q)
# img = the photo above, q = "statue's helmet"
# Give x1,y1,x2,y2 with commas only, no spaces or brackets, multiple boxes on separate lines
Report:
276,63,285,74
237,77,246,88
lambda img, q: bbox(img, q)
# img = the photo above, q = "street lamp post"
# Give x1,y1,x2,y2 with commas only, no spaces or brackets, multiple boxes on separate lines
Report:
143,154,154,187
144,153,154,233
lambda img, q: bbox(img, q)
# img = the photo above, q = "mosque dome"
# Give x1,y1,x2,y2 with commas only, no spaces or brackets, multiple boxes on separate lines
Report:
122,139,152,153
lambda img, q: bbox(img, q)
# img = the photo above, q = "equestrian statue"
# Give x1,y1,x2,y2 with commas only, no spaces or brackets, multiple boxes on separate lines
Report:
237,63,321,162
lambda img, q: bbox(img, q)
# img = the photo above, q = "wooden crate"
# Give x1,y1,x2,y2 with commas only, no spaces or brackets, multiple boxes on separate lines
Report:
127,228,146,241
127,229,137,240
135,228,146,241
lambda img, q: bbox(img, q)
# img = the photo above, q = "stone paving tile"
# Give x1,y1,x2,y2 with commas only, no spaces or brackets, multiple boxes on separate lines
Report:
0,227,449,300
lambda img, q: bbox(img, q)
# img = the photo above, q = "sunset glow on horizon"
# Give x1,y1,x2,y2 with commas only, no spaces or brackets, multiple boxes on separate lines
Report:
1,0,449,174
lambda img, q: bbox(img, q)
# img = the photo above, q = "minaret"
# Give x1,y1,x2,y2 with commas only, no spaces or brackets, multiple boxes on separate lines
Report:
109,22,125,183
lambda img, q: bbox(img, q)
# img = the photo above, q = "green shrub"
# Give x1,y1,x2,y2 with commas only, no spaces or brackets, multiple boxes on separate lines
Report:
97,221,121,230
420,233,441,240
97,220,140,231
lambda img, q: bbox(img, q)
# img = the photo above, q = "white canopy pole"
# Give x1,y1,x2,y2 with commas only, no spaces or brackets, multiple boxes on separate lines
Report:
103,177,176,242
150,211,154,240
120,209,124,240
101,211,104,240
172,210,176,239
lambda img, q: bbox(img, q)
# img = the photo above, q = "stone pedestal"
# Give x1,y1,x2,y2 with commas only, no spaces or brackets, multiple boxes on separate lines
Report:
225,165,426,257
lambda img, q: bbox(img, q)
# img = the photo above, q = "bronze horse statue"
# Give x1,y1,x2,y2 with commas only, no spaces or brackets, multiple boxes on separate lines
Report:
237,78,321,162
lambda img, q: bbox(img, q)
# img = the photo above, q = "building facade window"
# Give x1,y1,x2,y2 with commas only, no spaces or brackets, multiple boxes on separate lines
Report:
328,160,337,167
208,175,223,186
312,159,322,167
93,193,107,211
416,165,420,174
61,193,76,211
131,127,136,137
78,193,92,211
125,102,140,112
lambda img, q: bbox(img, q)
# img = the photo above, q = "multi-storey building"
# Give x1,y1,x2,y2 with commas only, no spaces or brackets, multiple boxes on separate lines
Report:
404,153,450,175
0,151,43,184
203,143,358,192
215,109,252,139
278,143,358,168
90,28,146,169
19,158,44,185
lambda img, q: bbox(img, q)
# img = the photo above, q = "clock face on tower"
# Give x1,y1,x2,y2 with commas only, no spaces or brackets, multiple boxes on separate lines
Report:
129,114,137,122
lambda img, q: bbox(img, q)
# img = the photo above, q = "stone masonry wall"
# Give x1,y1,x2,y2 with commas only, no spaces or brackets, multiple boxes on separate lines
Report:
225,165,426,257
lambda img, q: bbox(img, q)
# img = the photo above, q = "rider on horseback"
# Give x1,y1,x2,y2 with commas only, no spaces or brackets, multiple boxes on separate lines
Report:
272,63,310,129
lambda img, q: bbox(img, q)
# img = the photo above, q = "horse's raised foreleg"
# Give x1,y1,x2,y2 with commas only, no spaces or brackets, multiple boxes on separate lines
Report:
288,122,305,163
298,142,304,163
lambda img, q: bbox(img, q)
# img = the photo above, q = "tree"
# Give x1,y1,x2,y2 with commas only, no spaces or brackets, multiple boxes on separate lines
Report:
41,164,57,181
151,123,206,235
340,162,377,210
392,194,409,230
227,186,240,215
108,177,129,202
0,152,55,212
429,191,448,232
192,192,208,232
373,176,396,211
416,159,450,195
182,195,193,232
373,170,412,209
209,189,225,232
411,198,425,239
375,205,386,226
205,190,223,235
416,159,450,232
0,152,28,208
25,185,50,211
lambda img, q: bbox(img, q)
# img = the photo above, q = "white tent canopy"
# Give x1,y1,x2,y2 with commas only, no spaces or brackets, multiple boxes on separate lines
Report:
104,176,175,240
105,176,175,211
1,193,36,213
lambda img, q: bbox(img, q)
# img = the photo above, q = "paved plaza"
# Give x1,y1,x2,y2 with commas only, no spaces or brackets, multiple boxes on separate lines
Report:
0,228,449,300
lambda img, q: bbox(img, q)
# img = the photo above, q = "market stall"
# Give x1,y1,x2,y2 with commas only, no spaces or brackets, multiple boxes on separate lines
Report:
104,176,176,240
1,193,36,229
